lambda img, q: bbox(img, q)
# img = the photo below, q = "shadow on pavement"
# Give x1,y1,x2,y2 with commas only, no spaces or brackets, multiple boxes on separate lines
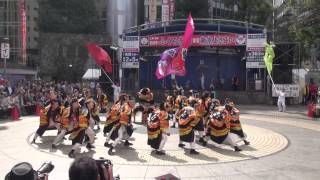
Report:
183,149,219,162
115,146,147,163
239,145,258,151
0,125,9,130
150,151,188,163
209,146,257,159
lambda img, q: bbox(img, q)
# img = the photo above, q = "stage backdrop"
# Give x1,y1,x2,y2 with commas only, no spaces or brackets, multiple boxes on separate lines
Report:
140,53,244,91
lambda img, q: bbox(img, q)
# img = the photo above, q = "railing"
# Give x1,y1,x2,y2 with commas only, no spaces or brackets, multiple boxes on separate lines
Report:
122,18,264,35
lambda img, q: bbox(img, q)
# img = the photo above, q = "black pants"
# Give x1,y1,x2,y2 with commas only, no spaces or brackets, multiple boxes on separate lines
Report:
36,125,56,137
72,129,86,145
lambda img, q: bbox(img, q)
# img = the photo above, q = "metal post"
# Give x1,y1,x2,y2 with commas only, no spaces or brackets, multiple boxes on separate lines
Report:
4,58,7,79
5,0,9,79
6,0,9,35
245,21,249,91
272,0,275,41
246,69,248,91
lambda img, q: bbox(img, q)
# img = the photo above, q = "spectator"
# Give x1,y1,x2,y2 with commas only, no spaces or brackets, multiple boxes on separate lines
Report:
209,78,215,91
111,82,121,102
277,88,286,112
220,78,225,90
69,157,113,180
200,72,205,90
232,75,240,91
209,78,216,98
309,79,318,103
4,81,13,95
183,80,189,90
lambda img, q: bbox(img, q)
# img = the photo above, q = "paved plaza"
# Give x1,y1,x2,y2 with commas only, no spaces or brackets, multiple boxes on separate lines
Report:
1,105,320,180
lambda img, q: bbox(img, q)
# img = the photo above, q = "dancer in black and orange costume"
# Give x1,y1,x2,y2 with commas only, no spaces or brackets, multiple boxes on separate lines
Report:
105,94,134,155
32,99,62,144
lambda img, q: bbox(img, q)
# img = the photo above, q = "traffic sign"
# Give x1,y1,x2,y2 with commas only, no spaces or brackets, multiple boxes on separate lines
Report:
1,43,10,59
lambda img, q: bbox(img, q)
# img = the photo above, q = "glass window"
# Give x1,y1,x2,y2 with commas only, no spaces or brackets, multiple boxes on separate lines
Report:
145,5,149,19
156,5,161,20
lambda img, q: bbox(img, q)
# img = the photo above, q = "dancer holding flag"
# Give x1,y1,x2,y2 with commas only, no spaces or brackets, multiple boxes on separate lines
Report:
85,43,115,86
264,42,284,111
156,14,194,79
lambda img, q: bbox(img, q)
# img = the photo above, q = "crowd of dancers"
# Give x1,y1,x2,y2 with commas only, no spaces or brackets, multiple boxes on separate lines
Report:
31,87,250,158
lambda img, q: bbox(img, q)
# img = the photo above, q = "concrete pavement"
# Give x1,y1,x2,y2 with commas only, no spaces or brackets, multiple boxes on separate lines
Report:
0,105,320,179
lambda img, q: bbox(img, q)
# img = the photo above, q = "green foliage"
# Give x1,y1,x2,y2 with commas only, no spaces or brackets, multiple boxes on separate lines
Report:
38,0,103,34
224,0,273,25
286,0,320,59
175,0,209,18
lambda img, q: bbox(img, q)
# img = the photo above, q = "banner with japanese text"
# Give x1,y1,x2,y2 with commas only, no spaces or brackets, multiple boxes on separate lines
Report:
140,34,247,47
246,34,267,68
122,36,139,68
20,0,27,65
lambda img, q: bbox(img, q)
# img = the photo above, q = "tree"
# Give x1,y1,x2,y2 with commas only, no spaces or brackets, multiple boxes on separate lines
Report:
224,0,273,25
38,0,103,34
287,0,320,59
175,0,209,18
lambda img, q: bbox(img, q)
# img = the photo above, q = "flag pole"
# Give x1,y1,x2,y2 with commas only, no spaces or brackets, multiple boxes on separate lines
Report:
269,74,276,89
99,65,115,85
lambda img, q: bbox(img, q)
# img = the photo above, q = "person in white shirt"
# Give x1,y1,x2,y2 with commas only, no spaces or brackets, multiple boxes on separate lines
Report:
111,82,121,102
200,72,205,90
277,89,286,112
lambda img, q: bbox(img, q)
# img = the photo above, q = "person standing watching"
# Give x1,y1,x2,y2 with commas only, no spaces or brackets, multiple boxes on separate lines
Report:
277,89,286,112
309,80,318,103
111,82,121,102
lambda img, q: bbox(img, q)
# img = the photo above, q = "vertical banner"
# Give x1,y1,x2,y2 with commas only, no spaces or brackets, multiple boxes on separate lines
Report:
246,34,267,68
149,0,157,23
20,0,27,65
122,36,140,68
169,0,175,20
1,43,10,59
162,0,170,22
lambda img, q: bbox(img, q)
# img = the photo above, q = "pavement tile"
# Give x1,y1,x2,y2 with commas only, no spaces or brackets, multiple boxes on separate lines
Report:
1,106,320,179
175,165,212,178
114,165,148,178
145,166,180,178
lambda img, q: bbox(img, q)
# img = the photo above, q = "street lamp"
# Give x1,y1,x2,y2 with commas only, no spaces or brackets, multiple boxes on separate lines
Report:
110,45,118,51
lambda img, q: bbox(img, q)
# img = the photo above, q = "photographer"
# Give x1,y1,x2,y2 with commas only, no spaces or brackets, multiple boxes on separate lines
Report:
69,157,114,180
5,162,52,180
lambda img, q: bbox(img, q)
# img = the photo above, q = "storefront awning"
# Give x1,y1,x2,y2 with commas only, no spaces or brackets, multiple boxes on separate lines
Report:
0,68,37,75
82,69,101,80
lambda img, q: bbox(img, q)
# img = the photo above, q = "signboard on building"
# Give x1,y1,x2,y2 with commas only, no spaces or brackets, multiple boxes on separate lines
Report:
20,0,27,65
122,36,139,68
169,0,175,20
140,34,247,47
162,0,170,22
246,34,267,68
149,0,157,23
272,84,300,97
1,43,10,59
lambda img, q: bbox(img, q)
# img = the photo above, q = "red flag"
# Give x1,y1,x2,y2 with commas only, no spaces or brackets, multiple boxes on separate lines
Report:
182,14,195,48
172,14,194,70
85,43,112,73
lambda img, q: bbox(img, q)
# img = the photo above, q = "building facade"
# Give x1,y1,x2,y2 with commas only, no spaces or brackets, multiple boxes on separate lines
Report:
26,0,39,50
208,0,239,19
0,0,22,64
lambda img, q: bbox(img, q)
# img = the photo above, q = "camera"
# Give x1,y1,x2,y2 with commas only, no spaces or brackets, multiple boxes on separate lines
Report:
96,157,112,180
37,161,54,180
